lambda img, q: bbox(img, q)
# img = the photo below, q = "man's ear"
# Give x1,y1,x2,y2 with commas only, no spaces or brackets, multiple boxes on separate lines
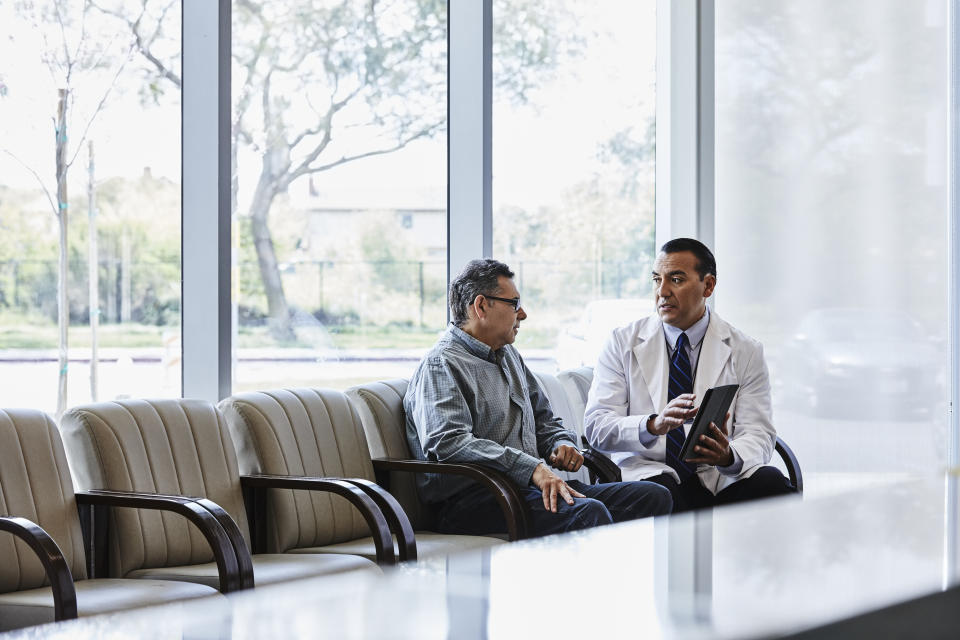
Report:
703,274,717,299
471,294,487,320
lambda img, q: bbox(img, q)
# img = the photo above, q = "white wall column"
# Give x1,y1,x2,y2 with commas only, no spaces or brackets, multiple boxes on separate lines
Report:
181,0,231,402
448,0,492,289
948,0,960,473
656,0,715,251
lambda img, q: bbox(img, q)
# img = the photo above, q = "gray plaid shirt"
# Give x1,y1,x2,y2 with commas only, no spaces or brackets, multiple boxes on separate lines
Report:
404,324,578,503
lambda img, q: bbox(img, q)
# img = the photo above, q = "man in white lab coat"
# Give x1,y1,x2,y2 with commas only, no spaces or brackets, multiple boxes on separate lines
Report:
584,238,796,512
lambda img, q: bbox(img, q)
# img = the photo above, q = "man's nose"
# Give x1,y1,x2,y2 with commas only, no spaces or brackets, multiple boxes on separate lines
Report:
517,307,527,321
656,281,671,298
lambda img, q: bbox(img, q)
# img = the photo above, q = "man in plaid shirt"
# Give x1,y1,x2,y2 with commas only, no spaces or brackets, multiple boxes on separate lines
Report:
405,259,672,536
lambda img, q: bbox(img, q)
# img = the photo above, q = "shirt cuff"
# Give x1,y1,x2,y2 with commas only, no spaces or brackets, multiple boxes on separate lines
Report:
638,414,659,448
717,445,744,476
512,453,544,487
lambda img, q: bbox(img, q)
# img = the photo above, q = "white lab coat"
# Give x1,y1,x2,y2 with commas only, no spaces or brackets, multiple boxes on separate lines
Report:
584,312,776,495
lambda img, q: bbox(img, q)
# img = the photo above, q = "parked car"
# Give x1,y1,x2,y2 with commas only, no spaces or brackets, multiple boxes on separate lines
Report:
778,308,944,419
555,298,653,370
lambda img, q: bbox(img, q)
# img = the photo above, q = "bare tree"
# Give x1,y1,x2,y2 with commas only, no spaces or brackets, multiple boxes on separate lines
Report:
2,0,133,415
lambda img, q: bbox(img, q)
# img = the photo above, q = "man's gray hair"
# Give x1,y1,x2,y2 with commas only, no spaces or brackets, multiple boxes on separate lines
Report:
449,259,515,327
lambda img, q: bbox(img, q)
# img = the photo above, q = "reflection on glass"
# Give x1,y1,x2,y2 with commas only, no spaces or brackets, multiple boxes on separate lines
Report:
231,0,448,391
492,0,657,372
0,1,182,415
715,1,949,495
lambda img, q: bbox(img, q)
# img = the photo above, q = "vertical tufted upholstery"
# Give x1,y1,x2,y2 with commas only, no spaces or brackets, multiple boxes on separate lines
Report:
344,380,433,529
0,409,87,591
218,389,374,553
556,366,594,435
60,399,249,579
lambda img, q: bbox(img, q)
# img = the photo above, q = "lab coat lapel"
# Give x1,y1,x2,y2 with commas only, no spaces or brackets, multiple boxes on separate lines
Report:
694,312,732,400
633,319,669,411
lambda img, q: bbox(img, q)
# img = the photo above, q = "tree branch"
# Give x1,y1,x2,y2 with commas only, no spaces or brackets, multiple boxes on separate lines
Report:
2,150,58,215
67,44,134,168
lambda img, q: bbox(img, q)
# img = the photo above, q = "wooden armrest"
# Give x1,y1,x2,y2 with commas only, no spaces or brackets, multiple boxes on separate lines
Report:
371,458,532,541
0,516,77,621
339,478,417,562
775,436,803,494
582,448,623,484
240,475,396,565
75,490,247,592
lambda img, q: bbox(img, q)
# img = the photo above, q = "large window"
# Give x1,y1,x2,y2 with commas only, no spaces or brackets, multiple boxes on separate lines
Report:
715,1,950,495
229,1,447,392
0,1,181,416
492,0,657,372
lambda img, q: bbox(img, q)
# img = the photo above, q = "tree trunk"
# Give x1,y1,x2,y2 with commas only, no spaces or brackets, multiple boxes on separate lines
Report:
55,88,69,418
88,140,98,402
247,157,294,341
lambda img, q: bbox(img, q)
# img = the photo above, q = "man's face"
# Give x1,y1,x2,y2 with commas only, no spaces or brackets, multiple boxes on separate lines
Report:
652,251,715,330
482,275,527,349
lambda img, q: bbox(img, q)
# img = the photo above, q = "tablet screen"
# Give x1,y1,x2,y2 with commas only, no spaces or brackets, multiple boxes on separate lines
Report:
678,384,740,462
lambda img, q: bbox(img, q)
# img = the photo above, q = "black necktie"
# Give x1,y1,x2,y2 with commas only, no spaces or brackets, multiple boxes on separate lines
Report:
666,332,695,480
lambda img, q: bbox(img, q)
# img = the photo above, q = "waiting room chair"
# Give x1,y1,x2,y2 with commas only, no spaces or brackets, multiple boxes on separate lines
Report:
531,371,622,484
219,387,504,562
346,380,535,540
557,367,804,493
59,399,382,593
0,409,220,631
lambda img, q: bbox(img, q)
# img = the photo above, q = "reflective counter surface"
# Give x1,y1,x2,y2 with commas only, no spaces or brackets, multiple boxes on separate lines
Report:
4,472,960,639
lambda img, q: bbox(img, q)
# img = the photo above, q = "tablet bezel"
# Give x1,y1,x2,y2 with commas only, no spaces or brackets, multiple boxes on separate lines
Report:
678,383,740,462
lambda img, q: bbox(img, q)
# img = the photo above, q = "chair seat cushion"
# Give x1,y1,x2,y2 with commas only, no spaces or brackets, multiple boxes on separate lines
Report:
288,531,505,562
126,553,379,588
0,578,219,632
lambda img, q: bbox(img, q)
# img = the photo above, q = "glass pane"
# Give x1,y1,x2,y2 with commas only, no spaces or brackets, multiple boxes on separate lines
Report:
492,0,657,372
231,1,447,392
716,1,949,496
0,1,182,416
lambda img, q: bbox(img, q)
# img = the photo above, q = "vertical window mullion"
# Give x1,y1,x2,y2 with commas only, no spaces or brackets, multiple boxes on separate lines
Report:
181,0,231,402
448,0,492,298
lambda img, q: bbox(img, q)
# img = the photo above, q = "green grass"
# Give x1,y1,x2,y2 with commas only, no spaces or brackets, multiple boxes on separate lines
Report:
0,322,169,349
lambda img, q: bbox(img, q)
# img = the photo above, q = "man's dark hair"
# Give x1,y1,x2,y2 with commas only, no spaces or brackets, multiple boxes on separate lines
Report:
449,259,515,327
660,238,717,280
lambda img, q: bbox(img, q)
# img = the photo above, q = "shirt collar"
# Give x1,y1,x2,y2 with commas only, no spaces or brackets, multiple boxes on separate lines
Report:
663,305,710,351
447,324,498,362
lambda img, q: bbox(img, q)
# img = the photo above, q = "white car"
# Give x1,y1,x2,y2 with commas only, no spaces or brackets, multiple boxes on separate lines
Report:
555,298,654,370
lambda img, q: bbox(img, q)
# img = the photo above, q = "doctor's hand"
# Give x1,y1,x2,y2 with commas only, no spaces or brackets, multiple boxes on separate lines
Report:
646,394,698,436
548,444,584,473
685,412,734,467
532,463,586,513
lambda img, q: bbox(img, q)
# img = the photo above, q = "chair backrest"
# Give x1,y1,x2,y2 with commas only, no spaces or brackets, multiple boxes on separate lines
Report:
531,372,591,484
344,380,434,529
218,388,376,553
557,366,593,436
0,409,87,592
60,399,250,578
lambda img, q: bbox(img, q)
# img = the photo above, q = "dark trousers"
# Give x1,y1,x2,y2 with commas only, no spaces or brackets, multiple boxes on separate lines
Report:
434,479,673,538
645,466,796,513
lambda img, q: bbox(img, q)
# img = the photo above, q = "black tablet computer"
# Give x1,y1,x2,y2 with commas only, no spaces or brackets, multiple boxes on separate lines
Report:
678,384,740,462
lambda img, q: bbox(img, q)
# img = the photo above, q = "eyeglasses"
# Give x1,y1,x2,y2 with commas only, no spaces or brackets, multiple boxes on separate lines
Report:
484,295,522,311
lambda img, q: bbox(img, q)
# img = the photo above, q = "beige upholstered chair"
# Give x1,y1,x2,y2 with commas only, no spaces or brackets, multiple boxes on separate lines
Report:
60,399,382,592
557,367,804,493
0,409,219,631
220,387,504,562
346,380,533,540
